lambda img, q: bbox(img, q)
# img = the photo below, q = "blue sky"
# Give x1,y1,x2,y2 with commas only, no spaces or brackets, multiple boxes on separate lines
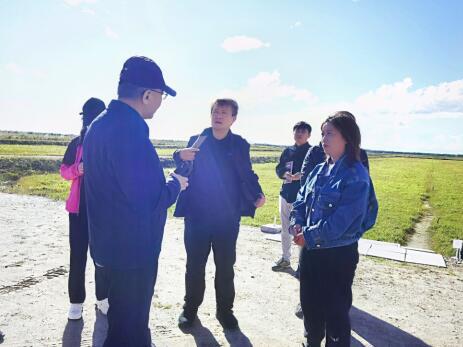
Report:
1,0,462,154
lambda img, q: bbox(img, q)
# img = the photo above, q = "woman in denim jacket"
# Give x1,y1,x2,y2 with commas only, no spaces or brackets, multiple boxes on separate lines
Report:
290,111,378,347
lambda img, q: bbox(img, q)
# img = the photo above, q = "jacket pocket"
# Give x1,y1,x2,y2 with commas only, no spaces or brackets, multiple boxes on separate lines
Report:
317,191,341,211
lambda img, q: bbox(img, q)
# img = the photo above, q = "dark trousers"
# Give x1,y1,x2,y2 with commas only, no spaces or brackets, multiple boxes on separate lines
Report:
103,262,158,347
299,242,359,347
183,218,240,314
68,213,108,303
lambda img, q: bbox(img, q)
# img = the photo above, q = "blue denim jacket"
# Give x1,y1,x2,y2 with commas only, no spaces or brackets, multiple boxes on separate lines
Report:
290,155,378,250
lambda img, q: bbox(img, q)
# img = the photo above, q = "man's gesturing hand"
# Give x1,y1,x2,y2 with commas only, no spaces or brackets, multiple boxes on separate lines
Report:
254,194,266,208
170,172,189,191
178,148,199,161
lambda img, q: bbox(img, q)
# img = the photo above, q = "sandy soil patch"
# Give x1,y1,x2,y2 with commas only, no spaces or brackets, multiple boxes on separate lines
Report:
1,192,462,346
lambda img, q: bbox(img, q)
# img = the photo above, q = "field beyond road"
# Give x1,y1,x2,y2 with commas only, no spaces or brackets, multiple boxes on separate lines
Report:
1,134,463,256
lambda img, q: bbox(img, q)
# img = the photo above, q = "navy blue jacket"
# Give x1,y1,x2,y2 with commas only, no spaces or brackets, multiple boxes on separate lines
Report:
275,142,311,203
83,100,180,269
173,128,263,219
300,143,326,186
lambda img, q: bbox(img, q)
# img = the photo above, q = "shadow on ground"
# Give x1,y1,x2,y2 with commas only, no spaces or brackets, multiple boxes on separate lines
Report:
350,306,430,346
179,317,253,346
61,309,108,347
179,318,221,346
62,319,84,347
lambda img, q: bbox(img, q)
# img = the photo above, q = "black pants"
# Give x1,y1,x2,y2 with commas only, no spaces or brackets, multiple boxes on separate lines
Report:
183,218,240,314
299,243,359,347
103,262,158,347
68,213,108,303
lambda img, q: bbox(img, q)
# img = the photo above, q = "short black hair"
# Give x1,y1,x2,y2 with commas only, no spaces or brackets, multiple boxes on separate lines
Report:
293,121,312,133
211,98,239,117
117,82,147,99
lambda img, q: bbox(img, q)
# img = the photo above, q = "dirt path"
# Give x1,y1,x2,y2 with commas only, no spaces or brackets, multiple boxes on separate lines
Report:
407,200,434,250
1,192,462,346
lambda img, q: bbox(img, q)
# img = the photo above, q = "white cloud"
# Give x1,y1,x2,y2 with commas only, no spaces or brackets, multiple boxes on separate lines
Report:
290,21,303,29
3,63,47,79
81,7,96,15
221,36,270,53
4,63,24,75
351,77,463,121
64,0,96,6
104,26,119,40
212,73,463,153
217,70,317,105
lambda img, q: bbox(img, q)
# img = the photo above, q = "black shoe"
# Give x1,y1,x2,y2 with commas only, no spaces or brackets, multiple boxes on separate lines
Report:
216,310,239,330
178,310,197,329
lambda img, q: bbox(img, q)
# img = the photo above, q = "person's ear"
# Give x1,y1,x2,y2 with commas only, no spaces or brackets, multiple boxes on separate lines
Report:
141,90,151,105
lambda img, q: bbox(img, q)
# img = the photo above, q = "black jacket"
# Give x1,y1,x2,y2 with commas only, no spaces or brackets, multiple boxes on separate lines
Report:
174,128,263,219
275,143,311,203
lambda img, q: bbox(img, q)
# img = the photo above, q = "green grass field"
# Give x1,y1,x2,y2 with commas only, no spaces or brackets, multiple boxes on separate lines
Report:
5,157,462,256
427,160,463,255
1,129,461,257
9,173,70,200
0,144,66,156
247,159,463,256
0,144,281,160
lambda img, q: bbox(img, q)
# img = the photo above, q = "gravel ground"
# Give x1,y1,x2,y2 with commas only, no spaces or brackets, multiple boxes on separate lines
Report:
1,192,462,347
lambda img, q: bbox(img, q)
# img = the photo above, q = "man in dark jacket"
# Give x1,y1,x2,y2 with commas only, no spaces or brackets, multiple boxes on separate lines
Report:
84,56,188,347
173,98,265,330
272,121,312,271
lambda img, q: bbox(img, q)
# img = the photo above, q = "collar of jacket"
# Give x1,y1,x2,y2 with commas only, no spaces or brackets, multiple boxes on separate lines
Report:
201,127,233,140
292,142,310,152
108,99,150,137
318,154,348,177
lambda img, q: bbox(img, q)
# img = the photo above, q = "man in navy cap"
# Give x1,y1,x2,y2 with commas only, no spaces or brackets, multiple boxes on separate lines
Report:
84,56,188,346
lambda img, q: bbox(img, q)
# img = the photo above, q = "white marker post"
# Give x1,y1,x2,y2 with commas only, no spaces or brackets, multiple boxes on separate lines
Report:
452,239,462,263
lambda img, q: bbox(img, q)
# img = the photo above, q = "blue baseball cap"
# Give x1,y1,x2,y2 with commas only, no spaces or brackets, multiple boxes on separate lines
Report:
118,56,176,97
80,97,106,126
80,97,106,117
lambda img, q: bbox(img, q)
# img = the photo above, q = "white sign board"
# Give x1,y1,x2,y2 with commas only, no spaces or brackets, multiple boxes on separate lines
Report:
453,239,463,249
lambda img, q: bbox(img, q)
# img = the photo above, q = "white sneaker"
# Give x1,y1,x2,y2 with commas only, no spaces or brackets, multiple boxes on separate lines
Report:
96,298,109,315
68,303,83,320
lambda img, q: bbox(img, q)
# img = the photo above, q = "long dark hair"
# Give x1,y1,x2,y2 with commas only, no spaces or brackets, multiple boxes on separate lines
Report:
79,125,88,145
79,114,99,144
78,98,106,144
322,111,361,165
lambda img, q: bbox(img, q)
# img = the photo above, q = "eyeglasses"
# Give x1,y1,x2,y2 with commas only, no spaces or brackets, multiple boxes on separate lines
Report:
150,89,168,100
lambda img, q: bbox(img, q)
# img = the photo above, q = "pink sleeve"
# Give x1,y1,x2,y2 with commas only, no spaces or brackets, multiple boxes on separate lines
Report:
60,163,81,180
